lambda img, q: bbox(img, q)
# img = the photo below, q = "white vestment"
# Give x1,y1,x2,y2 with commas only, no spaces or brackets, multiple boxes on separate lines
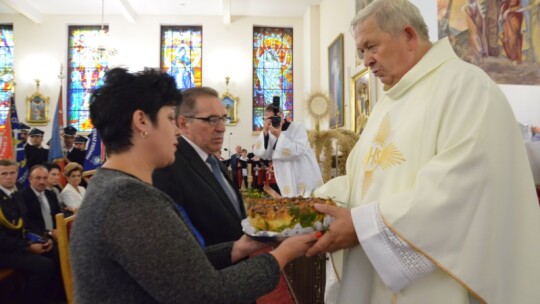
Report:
254,122,323,197
315,38,540,304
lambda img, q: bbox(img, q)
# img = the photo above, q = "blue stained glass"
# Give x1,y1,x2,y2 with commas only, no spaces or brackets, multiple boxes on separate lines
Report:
160,26,202,90
67,26,110,132
0,25,14,127
252,27,293,131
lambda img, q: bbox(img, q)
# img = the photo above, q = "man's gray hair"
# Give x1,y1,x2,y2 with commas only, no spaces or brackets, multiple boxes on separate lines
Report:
177,86,219,118
351,0,429,41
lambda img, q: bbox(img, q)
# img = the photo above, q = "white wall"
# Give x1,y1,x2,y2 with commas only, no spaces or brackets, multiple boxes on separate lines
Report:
318,0,356,130
318,0,540,129
1,13,304,156
3,0,540,154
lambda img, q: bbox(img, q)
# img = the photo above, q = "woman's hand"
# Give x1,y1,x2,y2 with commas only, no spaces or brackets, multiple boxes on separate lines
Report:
231,235,272,263
270,232,319,269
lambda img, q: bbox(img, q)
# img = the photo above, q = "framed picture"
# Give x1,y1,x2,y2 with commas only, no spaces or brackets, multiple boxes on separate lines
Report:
350,68,371,134
26,91,50,125
328,33,344,129
220,91,239,126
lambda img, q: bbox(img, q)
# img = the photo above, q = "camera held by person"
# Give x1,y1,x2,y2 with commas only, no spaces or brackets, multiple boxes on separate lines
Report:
270,96,281,128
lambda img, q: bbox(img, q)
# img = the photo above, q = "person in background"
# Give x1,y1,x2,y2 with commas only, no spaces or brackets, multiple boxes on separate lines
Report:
24,128,49,169
44,162,63,203
71,67,318,303
307,1,540,303
253,103,323,197
214,149,225,161
238,148,249,190
63,125,85,166
0,160,62,304
153,87,245,246
59,162,85,211
250,155,265,192
227,145,242,189
264,160,279,195
19,165,62,238
19,122,31,145
73,135,88,151
529,125,540,140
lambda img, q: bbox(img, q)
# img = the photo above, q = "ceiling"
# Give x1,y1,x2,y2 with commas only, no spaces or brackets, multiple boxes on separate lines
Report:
0,0,323,24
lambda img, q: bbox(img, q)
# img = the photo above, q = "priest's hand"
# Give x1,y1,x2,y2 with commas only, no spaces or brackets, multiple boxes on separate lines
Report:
306,203,359,257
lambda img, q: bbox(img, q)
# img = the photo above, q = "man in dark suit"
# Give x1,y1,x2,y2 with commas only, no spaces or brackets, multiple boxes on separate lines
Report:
153,87,245,246
24,128,49,169
0,160,62,304
228,145,242,190
19,165,62,236
63,125,86,166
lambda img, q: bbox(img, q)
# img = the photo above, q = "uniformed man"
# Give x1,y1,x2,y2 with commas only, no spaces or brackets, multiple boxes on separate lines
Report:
24,128,49,169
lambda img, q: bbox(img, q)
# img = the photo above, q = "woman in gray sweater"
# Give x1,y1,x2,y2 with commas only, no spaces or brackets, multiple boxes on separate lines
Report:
70,68,318,304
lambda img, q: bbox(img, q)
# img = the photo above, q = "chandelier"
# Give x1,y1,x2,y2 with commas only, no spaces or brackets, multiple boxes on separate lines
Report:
94,0,117,57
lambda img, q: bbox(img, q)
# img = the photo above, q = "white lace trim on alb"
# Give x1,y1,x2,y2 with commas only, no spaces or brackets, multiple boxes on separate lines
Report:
353,202,435,292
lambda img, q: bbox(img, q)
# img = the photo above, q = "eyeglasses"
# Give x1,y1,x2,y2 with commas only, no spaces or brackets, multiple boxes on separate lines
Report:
185,115,230,126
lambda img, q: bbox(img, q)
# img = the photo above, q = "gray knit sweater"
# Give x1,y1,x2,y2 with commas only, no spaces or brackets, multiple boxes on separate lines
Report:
70,168,280,304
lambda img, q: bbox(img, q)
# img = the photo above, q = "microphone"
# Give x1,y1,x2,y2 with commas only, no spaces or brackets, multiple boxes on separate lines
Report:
227,133,232,157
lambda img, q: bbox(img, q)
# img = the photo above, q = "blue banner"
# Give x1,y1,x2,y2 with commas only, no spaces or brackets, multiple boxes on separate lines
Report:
83,128,103,172
48,86,64,162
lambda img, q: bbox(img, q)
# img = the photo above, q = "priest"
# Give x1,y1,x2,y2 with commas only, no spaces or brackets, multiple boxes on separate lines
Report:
307,1,540,304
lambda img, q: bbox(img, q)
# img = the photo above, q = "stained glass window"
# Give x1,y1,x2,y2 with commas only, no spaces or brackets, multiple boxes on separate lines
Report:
67,26,110,132
253,27,293,132
0,25,14,129
160,26,202,90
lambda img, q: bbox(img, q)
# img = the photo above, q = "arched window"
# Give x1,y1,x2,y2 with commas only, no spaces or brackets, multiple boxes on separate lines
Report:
252,27,293,131
67,26,111,132
160,26,202,90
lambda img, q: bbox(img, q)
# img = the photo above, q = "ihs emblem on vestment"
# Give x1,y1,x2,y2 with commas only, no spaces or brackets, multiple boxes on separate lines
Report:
362,114,405,198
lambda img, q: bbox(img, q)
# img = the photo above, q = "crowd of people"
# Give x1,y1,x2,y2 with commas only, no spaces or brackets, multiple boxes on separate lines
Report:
218,145,277,194
1,1,539,303
1,123,90,303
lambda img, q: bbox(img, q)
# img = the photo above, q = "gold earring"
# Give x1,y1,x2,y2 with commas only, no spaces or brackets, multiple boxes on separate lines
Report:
141,131,148,138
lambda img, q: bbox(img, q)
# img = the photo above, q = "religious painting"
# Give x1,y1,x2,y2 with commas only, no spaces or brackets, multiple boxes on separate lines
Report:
220,91,239,126
328,33,344,129
354,0,375,67
26,91,50,125
438,0,540,85
351,68,371,134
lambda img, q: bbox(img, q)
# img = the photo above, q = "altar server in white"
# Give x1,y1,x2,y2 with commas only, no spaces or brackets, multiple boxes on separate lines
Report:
253,102,322,197
307,1,540,303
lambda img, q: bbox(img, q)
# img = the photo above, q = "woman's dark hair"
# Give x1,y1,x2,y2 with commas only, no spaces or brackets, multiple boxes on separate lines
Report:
90,68,182,154
43,162,61,172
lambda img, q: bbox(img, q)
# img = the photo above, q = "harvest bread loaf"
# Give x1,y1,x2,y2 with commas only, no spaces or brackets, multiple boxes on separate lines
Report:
246,197,336,232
